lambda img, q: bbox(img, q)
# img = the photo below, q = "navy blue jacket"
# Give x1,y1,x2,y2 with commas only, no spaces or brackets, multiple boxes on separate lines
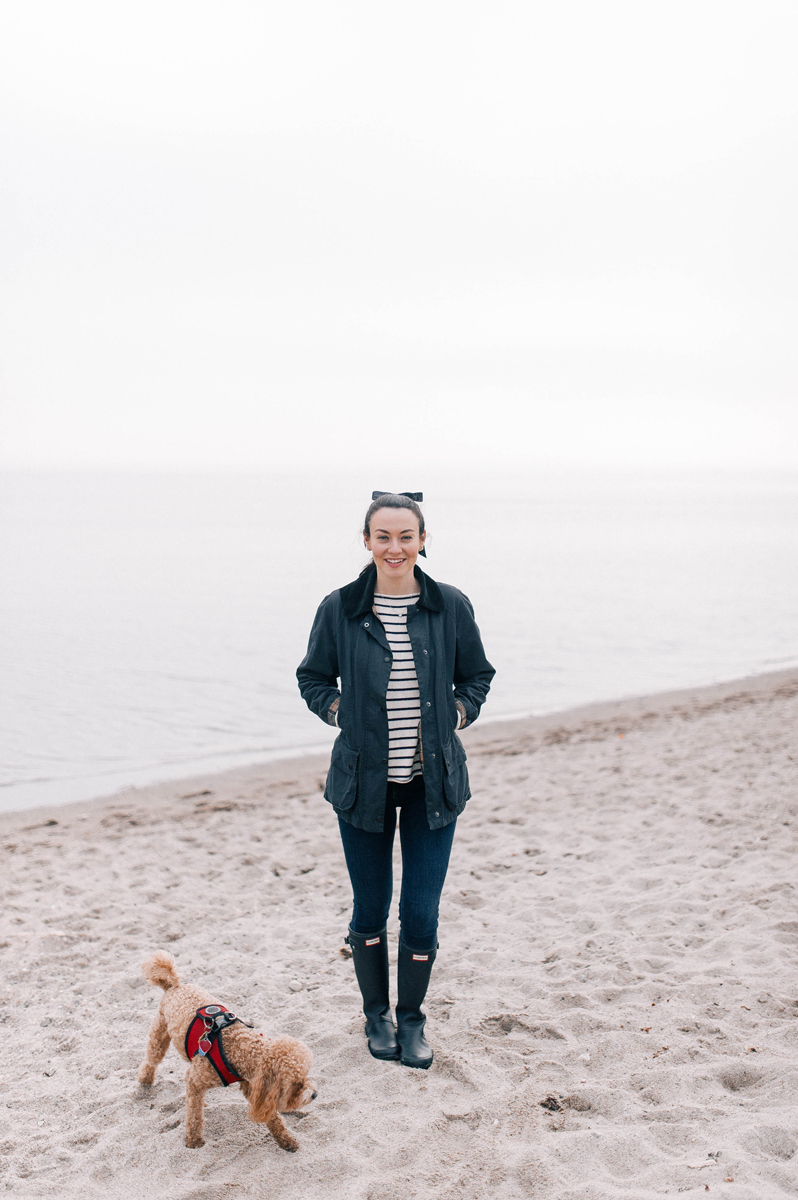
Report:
296,564,495,831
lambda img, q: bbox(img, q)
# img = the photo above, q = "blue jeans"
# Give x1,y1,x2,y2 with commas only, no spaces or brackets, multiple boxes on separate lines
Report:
338,776,457,951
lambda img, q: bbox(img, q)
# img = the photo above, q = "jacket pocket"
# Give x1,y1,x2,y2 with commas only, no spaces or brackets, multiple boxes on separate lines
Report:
324,735,359,812
441,735,470,813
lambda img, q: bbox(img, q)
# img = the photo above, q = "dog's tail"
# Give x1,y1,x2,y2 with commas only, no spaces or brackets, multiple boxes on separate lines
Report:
142,951,180,990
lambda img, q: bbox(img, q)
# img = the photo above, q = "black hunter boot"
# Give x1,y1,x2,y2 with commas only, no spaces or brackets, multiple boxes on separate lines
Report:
396,940,437,1069
345,927,400,1061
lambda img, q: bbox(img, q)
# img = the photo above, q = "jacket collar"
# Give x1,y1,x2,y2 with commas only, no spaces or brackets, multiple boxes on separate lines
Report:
339,562,444,618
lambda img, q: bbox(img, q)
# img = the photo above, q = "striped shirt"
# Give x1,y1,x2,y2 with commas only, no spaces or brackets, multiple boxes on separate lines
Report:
374,592,422,784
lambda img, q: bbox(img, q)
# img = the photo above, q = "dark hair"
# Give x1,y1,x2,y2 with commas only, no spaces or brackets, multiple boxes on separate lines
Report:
361,493,425,574
363,492,425,539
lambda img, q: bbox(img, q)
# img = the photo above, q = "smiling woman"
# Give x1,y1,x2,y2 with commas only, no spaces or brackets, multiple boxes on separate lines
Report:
296,490,494,1070
366,492,427,575
362,494,430,784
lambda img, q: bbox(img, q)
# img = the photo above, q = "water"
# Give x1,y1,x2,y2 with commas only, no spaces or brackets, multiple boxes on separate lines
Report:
2,468,797,812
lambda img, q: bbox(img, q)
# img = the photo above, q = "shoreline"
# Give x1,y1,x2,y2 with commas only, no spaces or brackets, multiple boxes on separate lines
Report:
3,663,797,833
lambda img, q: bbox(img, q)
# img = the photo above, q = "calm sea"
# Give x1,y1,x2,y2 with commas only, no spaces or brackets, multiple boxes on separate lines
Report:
2,468,797,812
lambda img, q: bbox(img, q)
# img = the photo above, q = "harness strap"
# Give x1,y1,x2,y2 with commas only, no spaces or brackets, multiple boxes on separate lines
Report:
184,1004,252,1087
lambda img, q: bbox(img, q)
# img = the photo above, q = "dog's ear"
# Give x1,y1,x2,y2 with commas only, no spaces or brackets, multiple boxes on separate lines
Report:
246,1069,282,1124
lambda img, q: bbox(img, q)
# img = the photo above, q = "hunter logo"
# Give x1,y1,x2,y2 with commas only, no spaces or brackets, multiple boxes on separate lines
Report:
412,954,429,961
365,937,380,946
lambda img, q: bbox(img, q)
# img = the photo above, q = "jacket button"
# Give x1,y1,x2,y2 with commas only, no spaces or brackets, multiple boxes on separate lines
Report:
423,649,428,655
434,812,439,817
431,753,436,759
426,701,431,707
364,621,369,628
384,656,390,662
381,758,387,764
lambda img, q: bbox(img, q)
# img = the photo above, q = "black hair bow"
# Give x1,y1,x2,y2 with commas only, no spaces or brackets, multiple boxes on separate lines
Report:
370,490,427,555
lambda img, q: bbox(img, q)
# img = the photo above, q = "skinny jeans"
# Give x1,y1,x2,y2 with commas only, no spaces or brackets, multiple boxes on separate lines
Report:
337,775,456,952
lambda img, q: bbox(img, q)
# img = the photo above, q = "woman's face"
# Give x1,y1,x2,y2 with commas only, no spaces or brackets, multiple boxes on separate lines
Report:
364,507,426,585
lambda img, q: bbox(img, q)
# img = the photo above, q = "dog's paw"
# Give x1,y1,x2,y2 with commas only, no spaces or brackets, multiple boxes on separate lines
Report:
138,1065,155,1086
275,1134,299,1152
185,1136,205,1149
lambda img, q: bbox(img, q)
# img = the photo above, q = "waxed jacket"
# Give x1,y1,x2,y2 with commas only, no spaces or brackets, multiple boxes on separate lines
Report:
296,563,495,832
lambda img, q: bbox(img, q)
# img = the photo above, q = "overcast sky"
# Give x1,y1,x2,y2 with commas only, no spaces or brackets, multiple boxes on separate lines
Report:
1,0,796,470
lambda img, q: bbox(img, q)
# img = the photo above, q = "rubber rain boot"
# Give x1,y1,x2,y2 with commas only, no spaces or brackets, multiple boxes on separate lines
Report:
396,940,437,1069
345,927,399,1061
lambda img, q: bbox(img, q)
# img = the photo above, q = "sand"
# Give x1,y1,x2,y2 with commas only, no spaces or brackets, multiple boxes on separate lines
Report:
1,668,797,1200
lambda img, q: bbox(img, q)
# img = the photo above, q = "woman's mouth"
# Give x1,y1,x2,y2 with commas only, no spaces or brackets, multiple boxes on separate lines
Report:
385,558,404,565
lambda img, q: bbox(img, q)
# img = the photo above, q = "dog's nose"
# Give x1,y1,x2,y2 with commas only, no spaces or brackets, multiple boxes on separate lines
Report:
310,1091,317,1101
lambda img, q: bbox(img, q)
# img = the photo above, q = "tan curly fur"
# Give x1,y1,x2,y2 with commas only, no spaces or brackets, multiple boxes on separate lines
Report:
137,951,315,1151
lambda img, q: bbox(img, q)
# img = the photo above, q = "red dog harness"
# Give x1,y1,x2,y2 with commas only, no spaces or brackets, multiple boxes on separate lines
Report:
185,1004,252,1086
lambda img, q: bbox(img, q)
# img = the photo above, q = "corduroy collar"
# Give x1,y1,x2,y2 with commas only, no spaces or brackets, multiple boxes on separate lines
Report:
339,562,444,618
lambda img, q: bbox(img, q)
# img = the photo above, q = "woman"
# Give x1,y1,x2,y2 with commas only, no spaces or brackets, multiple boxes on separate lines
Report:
296,491,494,1068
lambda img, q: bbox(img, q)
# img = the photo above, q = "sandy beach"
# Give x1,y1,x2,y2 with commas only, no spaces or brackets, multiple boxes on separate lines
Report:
1,668,797,1200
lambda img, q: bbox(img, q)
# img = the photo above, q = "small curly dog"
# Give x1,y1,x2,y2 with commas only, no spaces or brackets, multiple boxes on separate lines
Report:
138,951,316,1151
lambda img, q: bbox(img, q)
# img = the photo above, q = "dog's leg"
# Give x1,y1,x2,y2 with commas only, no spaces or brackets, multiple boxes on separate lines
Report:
185,1062,209,1149
243,1071,300,1152
265,1111,299,1153
138,1010,170,1086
